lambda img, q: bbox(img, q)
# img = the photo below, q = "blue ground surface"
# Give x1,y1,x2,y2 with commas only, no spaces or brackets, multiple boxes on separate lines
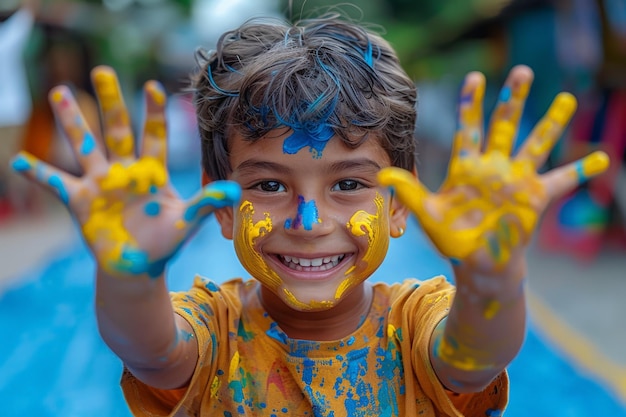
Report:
1,170,624,416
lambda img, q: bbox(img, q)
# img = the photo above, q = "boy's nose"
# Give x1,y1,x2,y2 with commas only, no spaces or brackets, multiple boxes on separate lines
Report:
283,195,331,235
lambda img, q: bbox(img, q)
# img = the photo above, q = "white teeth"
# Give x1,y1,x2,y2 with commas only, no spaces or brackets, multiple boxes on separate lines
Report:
280,254,345,270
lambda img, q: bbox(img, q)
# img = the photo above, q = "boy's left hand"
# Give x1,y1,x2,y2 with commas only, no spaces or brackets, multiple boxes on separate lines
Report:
378,65,609,273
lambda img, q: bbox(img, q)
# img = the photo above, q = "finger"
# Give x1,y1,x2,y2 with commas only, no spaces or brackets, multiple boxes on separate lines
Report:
91,66,136,163
542,151,609,200
181,181,242,227
515,92,577,169
139,80,168,165
451,71,485,159
11,152,79,205
485,65,534,156
377,167,430,219
49,86,109,175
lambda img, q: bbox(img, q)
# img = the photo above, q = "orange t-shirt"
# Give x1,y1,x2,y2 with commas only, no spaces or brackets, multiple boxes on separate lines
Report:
121,276,508,416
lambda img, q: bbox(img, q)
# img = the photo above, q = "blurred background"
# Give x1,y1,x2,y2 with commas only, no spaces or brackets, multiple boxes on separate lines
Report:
0,0,625,415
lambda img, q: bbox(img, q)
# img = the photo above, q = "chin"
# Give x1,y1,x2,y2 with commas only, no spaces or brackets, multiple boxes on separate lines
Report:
278,287,339,311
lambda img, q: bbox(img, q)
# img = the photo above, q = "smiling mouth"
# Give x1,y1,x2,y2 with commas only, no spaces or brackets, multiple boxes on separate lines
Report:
277,254,347,272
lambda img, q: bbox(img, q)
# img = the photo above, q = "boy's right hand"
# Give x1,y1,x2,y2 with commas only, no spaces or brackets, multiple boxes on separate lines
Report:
11,66,241,279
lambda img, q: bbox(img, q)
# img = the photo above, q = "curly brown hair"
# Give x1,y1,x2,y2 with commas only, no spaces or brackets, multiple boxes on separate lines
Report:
191,13,417,181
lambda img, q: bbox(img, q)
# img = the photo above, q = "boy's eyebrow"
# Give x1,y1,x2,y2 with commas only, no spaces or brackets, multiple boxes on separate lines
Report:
327,158,383,173
234,158,383,175
235,159,293,175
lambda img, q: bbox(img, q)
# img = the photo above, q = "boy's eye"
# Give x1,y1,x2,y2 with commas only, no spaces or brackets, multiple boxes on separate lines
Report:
255,180,285,192
332,179,363,191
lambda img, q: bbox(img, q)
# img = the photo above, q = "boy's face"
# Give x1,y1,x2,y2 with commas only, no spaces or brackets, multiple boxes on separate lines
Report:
215,130,408,311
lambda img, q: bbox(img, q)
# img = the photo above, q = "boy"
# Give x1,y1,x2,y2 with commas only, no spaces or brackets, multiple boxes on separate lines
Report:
11,14,608,417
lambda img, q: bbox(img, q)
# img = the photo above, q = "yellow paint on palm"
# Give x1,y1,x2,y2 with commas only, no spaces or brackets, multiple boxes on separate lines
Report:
92,69,135,158
235,201,281,289
82,157,168,274
99,157,167,193
82,200,131,274
338,193,387,298
432,153,543,267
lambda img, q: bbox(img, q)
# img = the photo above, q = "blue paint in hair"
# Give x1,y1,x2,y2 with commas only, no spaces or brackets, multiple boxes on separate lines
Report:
207,63,239,97
278,50,340,157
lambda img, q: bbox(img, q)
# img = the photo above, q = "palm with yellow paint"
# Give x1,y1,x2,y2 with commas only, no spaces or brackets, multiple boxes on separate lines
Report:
12,66,241,278
378,65,609,272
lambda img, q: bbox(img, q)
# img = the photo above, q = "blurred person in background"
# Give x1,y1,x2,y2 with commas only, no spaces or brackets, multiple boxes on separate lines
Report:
539,0,626,260
18,22,101,215
0,0,37,220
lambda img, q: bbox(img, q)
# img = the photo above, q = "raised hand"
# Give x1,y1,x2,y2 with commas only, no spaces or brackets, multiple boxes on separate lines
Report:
11,66,241,278
378,65,609,273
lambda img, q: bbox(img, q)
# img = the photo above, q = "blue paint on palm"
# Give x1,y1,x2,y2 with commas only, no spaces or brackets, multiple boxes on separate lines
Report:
144,201,161,217
115,246,170,278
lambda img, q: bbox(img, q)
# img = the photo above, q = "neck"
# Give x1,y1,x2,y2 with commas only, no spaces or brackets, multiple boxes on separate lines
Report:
259,282,374,341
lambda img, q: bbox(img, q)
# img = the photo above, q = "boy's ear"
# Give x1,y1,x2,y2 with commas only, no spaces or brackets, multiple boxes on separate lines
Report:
389,194,410,238
388,164,414,238
214,206,235,240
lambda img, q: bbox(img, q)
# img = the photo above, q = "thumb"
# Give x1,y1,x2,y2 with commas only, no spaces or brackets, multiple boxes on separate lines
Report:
377,167,430,219
183,180,242,225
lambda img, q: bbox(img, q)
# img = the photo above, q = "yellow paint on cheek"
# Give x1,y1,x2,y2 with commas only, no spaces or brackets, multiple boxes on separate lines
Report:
235,201,280,289
337,193,388,299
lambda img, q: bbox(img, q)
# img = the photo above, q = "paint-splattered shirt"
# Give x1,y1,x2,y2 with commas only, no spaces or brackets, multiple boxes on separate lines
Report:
121,276,508,416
